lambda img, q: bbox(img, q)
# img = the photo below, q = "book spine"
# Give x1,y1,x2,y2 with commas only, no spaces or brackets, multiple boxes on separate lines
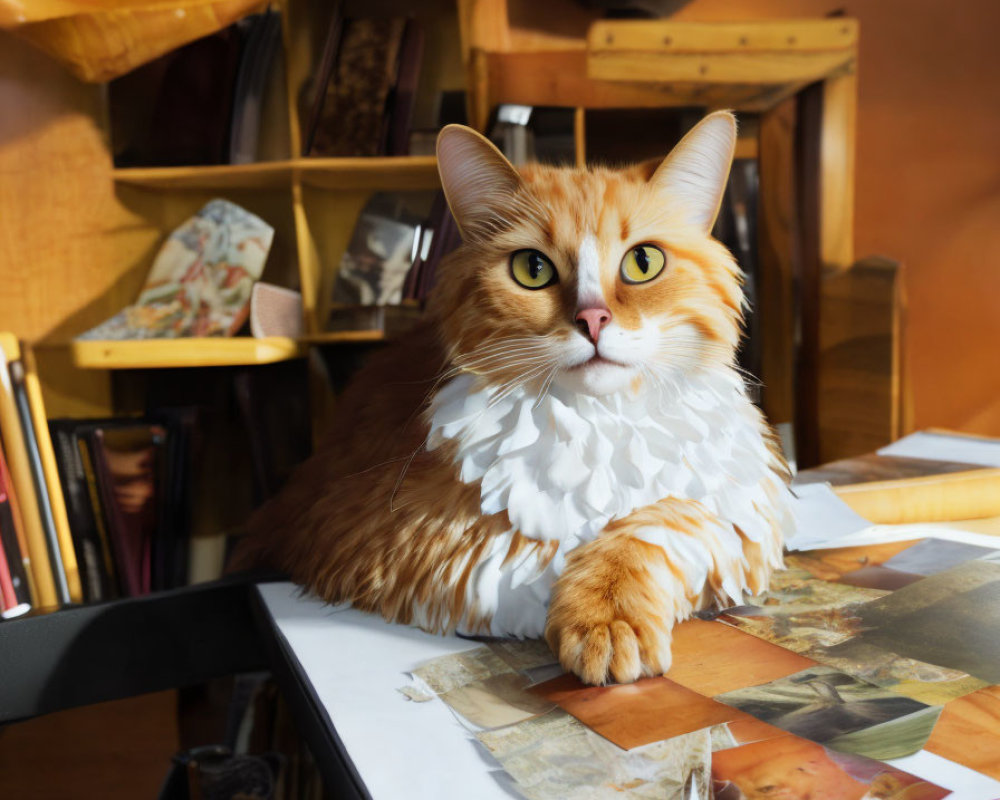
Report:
0,510,16,612
8,359,70,605
50,425,107,603
0,438,36,606
76,436,120,598
90,429,145,597
23,347,82,603
385,19,424,156
0,339,58,609
302,0,344,156
0,478,31,618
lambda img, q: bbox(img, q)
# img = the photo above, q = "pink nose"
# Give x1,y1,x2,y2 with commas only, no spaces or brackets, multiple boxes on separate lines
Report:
575,307,612,343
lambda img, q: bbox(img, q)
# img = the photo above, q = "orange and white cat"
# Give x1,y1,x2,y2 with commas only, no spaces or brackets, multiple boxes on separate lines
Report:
236,111,793,685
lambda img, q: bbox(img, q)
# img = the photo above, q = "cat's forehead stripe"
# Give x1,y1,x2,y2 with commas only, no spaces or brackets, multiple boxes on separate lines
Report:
576,234,603,308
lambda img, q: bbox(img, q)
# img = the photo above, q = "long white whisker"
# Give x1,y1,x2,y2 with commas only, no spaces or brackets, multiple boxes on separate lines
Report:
533,364,560,409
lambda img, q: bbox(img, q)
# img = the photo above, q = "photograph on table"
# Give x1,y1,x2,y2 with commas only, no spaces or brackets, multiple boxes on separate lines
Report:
531,673,737,750
835,565,923,591
711,734,949,800
714,665,938,759
476,709,719,800
439,672,556,730
404,642,558,729
882,538,999,576
850,560,1000,685
721,569,988,705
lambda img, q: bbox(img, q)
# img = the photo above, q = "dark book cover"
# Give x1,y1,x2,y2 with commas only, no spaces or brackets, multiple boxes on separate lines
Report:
384,19,424,156
109,25,245,167
150,408,199,591
49,421,116,603
309,18,406,157
89,425,167,597
301,0,345,156
229,10,283,164
76,434,121,599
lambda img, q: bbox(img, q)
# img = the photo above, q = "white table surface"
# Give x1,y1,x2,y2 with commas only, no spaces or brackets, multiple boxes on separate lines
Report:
256,582,514,800
256,582,1000,800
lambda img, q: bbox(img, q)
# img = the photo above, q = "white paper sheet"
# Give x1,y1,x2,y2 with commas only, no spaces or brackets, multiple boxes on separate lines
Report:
887,750,1000,799
816,523,1000,552
785,483,1000,552
878,431,1000,468
786,483,872,550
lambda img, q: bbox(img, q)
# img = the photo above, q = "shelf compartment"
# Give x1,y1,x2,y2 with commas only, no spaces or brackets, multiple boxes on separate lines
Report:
71,337,308,369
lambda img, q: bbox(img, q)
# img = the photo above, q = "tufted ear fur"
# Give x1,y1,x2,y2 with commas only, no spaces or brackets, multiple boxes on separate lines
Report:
649,110,737,232
436,124,524,243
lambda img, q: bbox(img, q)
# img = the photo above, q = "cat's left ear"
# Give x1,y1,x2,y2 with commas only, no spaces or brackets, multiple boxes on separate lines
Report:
649,111,737,232
436,124,524,243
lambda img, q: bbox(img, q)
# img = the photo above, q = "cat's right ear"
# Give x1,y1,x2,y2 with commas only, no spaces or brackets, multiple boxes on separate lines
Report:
436,125,523,243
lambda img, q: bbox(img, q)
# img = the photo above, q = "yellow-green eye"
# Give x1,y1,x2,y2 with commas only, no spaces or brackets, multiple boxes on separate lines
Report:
510,249,557,290
620,244,666,284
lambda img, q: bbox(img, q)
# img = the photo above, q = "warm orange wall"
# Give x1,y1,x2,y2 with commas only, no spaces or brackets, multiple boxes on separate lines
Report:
675,0,1000,436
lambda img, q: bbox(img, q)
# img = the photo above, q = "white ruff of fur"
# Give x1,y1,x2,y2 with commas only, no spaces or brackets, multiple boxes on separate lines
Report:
425,367,794,637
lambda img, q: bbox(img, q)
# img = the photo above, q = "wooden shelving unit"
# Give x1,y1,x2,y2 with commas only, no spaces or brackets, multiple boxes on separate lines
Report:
60,1,457,387
0,1,458,642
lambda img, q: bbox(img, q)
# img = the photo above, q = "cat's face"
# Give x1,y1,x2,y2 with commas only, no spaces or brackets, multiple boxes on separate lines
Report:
432,112,743,397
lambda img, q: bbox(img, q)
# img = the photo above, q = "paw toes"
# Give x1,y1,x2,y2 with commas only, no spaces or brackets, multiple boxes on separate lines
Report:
608,620,641,684
579,624,613,685
556,626,585,672
548,618,674,685
636,624,673,676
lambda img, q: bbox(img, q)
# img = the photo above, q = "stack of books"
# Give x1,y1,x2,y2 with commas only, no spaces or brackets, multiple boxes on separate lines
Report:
0,334,204,617
0,335,79,616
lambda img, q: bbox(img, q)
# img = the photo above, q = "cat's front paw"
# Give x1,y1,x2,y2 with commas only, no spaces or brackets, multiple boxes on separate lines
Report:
545,616,673,686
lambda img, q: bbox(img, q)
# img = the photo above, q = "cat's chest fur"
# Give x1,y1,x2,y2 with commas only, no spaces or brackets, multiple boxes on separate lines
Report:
424,367,792,637
428,367,784,545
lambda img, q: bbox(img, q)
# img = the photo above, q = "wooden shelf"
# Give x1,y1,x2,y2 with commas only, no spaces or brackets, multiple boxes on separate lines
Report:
112,156,440,192
296,156,440,191
70,337,308,369
299,331,387,344
113,161,294,190
66,333,388,370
